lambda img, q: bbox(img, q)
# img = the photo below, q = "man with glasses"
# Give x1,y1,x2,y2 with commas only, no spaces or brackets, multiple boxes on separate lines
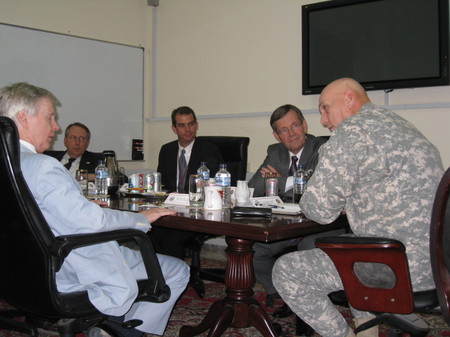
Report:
249,104,326,200
249,104,343,335
45,122,104,180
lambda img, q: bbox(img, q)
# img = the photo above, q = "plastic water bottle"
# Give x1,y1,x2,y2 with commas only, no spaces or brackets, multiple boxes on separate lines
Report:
95,160,109,195
197,161,210,182
215,163,231,208
293,164,307,203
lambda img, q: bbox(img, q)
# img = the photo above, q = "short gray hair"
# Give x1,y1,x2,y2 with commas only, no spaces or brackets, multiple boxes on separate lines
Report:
0,82,60,122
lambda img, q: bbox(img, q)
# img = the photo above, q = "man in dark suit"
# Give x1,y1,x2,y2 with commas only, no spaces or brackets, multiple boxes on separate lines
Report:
45,122,104,181
151,106,223,259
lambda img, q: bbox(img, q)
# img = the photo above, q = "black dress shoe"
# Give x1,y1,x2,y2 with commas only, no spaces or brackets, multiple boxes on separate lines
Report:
295,316,314,336
272,303,293,318
266,293,281,308
272,323,283,336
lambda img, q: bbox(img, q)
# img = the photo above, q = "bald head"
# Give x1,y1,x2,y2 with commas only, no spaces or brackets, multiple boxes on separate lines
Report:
318,78,370,132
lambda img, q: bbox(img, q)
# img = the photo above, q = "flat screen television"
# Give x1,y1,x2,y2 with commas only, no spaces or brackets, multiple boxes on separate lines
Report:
302,0,449,95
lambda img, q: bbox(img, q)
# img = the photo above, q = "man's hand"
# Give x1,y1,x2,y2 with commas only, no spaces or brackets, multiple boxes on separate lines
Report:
90,199,108,207
140,207,177,223
259,165,281,178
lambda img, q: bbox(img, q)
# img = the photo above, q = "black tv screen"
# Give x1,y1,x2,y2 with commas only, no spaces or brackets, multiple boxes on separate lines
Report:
302,0,449,95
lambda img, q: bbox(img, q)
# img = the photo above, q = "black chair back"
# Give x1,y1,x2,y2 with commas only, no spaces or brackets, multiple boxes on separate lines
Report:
196,136,249,186
0,116,65,317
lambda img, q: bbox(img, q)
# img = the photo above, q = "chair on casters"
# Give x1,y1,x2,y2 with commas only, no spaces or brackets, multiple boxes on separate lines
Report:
0,116,171,337
315,166,450,337
186,136,250,298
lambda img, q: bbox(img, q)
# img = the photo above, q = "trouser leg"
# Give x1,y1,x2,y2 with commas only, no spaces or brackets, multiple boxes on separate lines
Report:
273,248,350,337
253,240,293,295
121,248,190,335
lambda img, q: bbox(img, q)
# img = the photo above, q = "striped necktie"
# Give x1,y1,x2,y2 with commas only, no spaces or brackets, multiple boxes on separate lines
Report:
177,149,187,192
288,156,298,176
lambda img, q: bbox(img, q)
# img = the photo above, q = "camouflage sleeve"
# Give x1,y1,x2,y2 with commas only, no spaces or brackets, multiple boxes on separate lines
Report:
300,129,358,224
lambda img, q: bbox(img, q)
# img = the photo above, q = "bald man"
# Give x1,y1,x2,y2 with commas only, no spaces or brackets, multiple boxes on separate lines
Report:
273,78,444,337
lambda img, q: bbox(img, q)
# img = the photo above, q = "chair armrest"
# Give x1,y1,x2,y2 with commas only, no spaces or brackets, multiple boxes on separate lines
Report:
51,229,170,303
51,229,148,258
316,236,406,250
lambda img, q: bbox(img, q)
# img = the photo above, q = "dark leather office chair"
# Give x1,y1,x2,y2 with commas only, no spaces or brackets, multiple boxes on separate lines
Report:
0,116,170,337
187,136,250,298
315,166,450,337
196,136,250,186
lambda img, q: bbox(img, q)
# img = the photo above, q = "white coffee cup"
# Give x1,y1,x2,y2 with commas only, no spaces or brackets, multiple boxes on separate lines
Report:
205,209,222,221
204,185,222,210
236,180,250,203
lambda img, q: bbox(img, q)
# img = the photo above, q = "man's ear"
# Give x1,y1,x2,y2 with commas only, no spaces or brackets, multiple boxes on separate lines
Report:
273,130,281,143
171,125,177,134
344,90,355,110
302,119,308,134
16,110,28,128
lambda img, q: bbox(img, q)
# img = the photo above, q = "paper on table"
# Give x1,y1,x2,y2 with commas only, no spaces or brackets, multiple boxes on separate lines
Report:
250,196,301,215
164,192,190,206
250,196,283,208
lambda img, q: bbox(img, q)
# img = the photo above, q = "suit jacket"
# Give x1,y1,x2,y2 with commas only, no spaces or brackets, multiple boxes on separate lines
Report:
248,134,327,198
20,143,189,334
157,138,223,193
44,150,105,173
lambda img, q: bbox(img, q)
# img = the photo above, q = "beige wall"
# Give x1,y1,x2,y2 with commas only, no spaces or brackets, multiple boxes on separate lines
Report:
1,0,449,174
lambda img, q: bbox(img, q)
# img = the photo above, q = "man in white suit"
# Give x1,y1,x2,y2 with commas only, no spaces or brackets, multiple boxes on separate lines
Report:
0,82,190,336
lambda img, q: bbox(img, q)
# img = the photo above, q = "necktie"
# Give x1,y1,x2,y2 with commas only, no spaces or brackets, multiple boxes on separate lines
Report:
178,149,187,193
64,157,76,170
288,156,298,176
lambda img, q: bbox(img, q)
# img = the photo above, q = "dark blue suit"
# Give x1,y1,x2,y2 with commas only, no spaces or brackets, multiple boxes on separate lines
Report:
44,150,105,173
152,138,223,259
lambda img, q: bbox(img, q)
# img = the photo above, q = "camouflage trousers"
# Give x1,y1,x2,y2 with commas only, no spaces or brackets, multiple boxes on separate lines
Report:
272,248,374,337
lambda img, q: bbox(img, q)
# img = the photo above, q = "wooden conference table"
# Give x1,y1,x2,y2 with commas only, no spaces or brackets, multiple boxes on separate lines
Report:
110,196,348,337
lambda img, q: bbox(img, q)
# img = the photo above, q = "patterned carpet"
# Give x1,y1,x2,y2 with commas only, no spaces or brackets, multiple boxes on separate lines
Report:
0,258,449,337
149,280,449,337
146,258,450,337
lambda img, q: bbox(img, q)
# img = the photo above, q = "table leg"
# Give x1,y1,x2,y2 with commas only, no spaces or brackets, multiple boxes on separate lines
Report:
179,237,279,337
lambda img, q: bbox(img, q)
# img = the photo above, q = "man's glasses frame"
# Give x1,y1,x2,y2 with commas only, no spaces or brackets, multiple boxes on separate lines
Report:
276,120,303,135
66,135,89,142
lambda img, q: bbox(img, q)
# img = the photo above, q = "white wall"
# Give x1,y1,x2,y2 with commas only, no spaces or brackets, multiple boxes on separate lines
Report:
1,0,449,174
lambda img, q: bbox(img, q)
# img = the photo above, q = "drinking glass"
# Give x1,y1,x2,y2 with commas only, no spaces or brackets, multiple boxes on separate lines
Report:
75,169,89,195
189,174,204,207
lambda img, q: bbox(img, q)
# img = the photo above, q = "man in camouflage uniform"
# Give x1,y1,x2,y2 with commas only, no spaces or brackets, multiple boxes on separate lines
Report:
272,78,444,337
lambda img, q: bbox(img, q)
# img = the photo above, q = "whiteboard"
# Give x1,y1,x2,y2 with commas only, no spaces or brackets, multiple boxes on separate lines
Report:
0,24,143,160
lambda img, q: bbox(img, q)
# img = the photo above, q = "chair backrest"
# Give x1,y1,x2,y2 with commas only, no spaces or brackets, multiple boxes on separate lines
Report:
0,116,63,317
430,166,450,325
196,136,250,186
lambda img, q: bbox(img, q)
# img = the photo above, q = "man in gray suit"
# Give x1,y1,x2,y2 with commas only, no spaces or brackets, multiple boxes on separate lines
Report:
248,104,342,330
249,104,326,200
0,82,190,337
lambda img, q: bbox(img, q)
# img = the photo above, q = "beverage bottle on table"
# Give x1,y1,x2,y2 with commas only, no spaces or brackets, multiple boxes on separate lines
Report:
215,163,231,208
293,164,307,203
197,161,210,183
95,160,109,195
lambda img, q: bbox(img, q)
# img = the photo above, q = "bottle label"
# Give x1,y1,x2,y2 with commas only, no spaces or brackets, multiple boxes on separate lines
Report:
294,176,307,185
198,171,210,180
216,176,231,186
96,170,108,179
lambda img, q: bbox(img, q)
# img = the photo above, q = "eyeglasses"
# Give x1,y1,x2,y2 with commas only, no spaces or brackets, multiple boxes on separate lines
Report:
276,121,303,135
66,135,89,142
